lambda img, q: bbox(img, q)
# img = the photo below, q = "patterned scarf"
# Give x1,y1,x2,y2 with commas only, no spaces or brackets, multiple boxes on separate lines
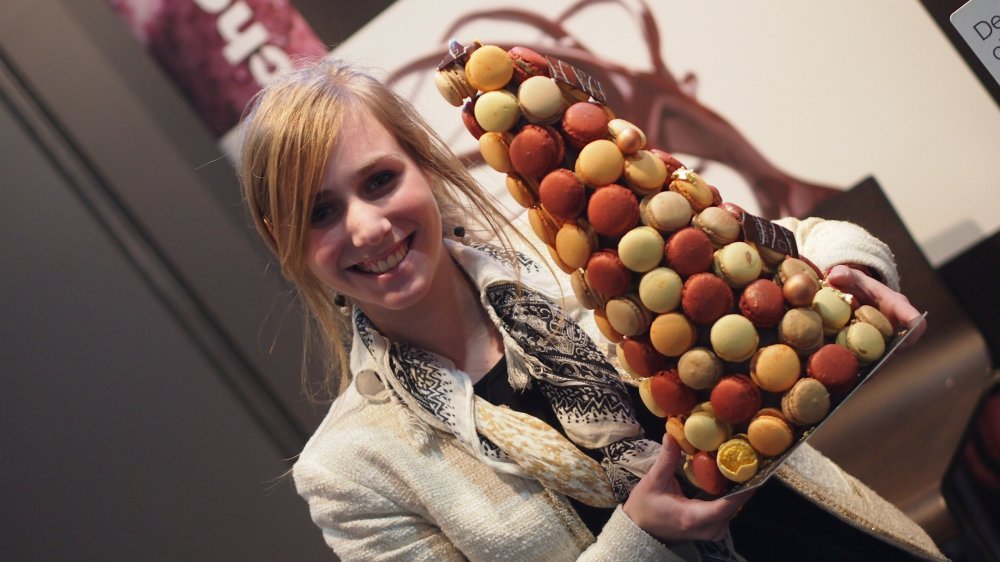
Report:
349,242,660,507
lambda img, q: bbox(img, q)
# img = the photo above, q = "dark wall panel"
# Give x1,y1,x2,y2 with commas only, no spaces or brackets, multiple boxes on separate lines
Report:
0,102,329,560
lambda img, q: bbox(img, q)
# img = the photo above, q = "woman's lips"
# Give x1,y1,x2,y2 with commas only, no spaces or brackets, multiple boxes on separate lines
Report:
351,237,411,274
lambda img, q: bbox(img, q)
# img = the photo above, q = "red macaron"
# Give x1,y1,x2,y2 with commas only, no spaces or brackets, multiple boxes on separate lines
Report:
807,344,859,395
509,124,565,180
682,273,735,326
739,279,786,328
665,227,714,278
650,369,697,417
690,450,730,496
620,336,668,377
587,184,640,238
584,249,632,298
539,168,587,221
710,374,762,425
561,102,611,149
507,46,550,83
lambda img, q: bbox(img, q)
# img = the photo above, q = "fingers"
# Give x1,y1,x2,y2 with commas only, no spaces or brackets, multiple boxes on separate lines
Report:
825,265,884,304
826,265,924,332
683,489,752,524
657,434,682,475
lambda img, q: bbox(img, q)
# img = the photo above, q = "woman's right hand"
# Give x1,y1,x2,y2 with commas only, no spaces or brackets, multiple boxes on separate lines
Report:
623,435,750,543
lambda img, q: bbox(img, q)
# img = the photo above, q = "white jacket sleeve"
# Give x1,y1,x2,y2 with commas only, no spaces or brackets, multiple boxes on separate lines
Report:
775,217,900,291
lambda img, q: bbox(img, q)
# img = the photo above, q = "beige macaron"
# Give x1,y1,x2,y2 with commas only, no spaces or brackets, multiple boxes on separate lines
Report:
713,242,763,288
623,150,667,196
692,207,742,248
474,90,521,133
640,191,693,232
638,267,683,314
618,226,665,273
517,76,564,124
575,139,625,187
839,321,886,365
605,294,653,338
781,378,830,426
684,407,732,452
434,67,478,106
710,314,759,363
854,305,894,339
677,347,723,390
570,269,606,310
812,286,853,335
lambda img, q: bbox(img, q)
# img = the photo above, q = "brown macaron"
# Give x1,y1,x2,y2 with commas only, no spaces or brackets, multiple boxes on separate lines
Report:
509,124,565,180
649,369,698,418
686,451,731,496
682,273,734,326
620,336,667,377
461,98,487,139
539,168,587,222
507,46,550,83
587,184,640,238
710,375,763,425
584,250,632,298
561,101,611,149
664,227,714,278
739,279,785,328
807,343,859,395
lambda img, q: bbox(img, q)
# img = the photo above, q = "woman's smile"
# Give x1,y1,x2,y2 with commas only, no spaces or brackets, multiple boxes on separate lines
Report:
349,235,412,275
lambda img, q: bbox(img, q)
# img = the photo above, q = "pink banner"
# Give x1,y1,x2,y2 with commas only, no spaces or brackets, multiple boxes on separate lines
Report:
110,0,326,136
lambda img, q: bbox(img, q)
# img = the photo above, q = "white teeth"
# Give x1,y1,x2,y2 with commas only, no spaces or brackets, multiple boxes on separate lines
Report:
356,240,409,274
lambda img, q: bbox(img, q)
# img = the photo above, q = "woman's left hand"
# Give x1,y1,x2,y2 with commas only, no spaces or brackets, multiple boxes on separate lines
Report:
824,265,926,348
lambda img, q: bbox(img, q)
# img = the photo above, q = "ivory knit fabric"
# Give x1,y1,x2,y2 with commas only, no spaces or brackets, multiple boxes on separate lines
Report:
774,217,901,291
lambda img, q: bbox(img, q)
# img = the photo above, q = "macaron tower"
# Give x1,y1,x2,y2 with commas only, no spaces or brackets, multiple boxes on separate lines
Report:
435,41,897,496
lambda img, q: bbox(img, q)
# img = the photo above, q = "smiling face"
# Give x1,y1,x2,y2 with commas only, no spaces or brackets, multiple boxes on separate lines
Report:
304,108,447,317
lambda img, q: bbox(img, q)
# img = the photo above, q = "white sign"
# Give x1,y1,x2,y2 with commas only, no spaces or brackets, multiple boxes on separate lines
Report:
951,0,1000,87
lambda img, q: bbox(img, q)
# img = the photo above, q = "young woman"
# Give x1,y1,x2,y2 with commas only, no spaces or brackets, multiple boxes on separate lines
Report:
239,59,936,561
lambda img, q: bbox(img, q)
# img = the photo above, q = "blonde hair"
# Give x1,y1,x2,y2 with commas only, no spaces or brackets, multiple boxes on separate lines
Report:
240,58,524,401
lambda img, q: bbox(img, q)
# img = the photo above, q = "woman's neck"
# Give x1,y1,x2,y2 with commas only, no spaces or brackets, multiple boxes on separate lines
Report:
362,252,504,382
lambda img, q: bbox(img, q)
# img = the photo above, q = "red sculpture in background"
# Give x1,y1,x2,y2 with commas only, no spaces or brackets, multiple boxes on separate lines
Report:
388,0,839,218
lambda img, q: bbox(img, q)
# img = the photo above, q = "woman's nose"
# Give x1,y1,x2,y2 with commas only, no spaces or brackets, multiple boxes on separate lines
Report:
346,199,391,247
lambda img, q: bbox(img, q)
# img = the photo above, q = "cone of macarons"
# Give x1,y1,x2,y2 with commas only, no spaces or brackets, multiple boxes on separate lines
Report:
434,41,895,496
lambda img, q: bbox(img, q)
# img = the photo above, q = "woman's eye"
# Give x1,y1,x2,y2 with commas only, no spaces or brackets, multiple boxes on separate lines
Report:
309,202,338,227
367,170,397,194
